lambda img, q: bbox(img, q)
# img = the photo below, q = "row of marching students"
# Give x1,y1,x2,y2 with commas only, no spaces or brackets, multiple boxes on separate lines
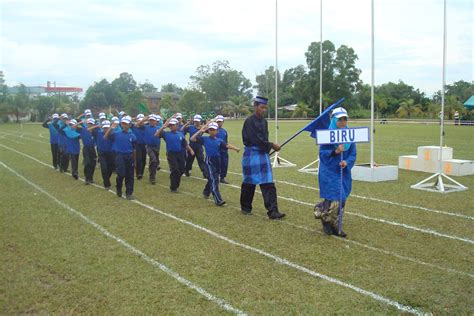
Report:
42,109,239,205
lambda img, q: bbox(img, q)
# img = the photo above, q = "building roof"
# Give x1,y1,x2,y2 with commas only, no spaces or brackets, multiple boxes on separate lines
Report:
464,95,474,108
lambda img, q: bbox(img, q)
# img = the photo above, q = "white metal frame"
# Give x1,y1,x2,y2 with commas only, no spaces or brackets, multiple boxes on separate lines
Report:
412,0,467,193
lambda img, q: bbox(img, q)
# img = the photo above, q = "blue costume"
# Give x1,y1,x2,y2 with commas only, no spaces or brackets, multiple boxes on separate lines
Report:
42,118,60,169
216,127,229,182
109,128,137,198
131,124,146,179
195,135,227,205
160,130,188,192
59,125,81,179
79,124,97,184
93,128,115,189
143,123,161,184
184,124,208,178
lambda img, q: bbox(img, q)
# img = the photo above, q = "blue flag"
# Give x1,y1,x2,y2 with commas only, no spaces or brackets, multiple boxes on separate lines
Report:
303,98,345,138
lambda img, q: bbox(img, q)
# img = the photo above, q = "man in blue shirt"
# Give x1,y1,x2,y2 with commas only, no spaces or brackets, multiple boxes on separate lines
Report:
132,114,147,180
58,113,70,173
136,114,162,185
215,115,229,184
105,116,137,200
156,117,194,193
191,121,239,206
89,120,115,190
78,118,97,185
182,114,208,179
42,113,60,169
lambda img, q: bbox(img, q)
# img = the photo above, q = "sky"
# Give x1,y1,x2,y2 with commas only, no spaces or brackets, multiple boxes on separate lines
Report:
1,0,472,96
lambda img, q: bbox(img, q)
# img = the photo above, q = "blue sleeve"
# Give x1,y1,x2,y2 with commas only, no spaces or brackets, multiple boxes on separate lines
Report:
345,143,357,170
219,139,227,150
195,135,204,145
319,144,336,158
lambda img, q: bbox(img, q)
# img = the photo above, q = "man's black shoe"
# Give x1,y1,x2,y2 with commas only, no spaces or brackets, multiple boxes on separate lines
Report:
268,211,286,220
116,188,122,198
126,195,134,200
216,200,226,207
137,175,143,180
220,178,229,184
72,174,78,180
185,171,190,177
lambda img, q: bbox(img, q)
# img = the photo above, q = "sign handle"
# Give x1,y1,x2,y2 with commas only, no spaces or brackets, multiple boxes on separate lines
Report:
338,151,344,235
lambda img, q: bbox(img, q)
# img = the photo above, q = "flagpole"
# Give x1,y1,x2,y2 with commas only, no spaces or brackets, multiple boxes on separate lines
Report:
275,0,279,145
370,0,375,168
319,0,323,115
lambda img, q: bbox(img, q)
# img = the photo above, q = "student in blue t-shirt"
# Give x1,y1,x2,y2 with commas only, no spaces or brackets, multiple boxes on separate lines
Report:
89,120,115,190
156,117,194,193
42,113,60,169
215,115,230,184
136,114,162,185
191,121,240,206
58,113,70,173
77,118,97,185
59,119,81,180
131,114,147,180
181,114,208,179
105,116,137,200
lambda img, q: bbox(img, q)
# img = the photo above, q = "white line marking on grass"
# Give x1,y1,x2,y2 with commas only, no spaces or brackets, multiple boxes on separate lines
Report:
0,144,428,315
155,181,474,279
0,160,247,316
167,164,474,245
227,171,474,221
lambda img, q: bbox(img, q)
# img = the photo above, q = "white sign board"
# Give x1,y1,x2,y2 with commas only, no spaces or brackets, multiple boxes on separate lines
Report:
316,127,370,145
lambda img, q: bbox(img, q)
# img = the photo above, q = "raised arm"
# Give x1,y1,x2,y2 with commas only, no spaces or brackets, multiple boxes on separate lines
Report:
104,122,118,139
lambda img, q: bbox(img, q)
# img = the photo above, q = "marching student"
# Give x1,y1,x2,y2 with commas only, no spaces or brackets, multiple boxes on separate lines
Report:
132,114,147,180
98,112,107,123
155,117,194,193
191,121,240,206
59,119,81,180
215,115,229,184
182,114,208,178
136,114,162,185
58,113,70,173
240,96,286,219
42,113,60,169
89,120,115,190
78,118,97,185
105,116,137,200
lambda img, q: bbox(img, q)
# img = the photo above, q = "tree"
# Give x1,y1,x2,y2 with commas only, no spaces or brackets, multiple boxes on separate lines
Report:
111,72,137,94
190,60,252,108
123,90,145,115
11,84,30,123
35,96,56,121
161,83,183,95
0,71,7,103
177,89,207,113
80,79,121,111
396,99,422,118
139,81,157,93
291,102,311,118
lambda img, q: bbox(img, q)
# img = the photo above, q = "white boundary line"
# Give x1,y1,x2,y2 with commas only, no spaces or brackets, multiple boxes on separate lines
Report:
0,160,246,316
3,130,472,220
227,171,474,221
3,139,470,279
0,144,428,315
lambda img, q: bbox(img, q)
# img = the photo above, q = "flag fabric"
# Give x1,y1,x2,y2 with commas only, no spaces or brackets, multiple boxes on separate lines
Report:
137,103,150,114
302,98,345,138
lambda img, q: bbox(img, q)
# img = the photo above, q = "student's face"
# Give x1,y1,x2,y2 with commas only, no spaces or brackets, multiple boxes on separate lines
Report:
255,104,267,117
336,116,348,128
208,128,218,136
121,122,129,131
170,124,178,132
217,121,223,127
149,120,157,127
194,121,201,127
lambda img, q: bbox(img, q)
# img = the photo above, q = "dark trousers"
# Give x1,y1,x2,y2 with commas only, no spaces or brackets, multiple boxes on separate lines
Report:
99,151,115,188
60,147,69,172
82,146,97,182
146,145,160,181
116,153,135,196
240,182,279,214
167,151,185,191
69,153,79,178
185,144,208,178
204,156,223,204
135,143,147,177
50,143,60,169
220,151,229,179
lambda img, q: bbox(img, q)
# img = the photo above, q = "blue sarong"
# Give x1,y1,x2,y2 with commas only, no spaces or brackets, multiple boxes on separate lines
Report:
242,146,273,185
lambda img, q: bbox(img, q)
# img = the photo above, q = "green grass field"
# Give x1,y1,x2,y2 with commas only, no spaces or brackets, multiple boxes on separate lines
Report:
1,121,473,314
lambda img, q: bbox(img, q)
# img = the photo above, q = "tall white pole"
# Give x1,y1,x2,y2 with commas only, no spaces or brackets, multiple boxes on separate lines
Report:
319,0,323,115
370,0,375,168
275,0,279,144
439,0,447,173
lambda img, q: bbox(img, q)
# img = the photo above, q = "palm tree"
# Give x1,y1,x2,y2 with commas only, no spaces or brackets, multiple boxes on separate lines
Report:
292,102,311,118
396,99,422,118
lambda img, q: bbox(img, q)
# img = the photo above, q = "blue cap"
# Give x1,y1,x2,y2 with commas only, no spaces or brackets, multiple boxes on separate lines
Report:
254,96,268,105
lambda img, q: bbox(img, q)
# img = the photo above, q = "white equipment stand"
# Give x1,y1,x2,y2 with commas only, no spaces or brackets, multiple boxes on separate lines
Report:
411,0,467,193
272,0,295,168
298,159,320,175
351,0,398,182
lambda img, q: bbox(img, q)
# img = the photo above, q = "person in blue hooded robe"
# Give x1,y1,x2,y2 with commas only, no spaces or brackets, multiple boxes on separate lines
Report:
315,107,356,238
